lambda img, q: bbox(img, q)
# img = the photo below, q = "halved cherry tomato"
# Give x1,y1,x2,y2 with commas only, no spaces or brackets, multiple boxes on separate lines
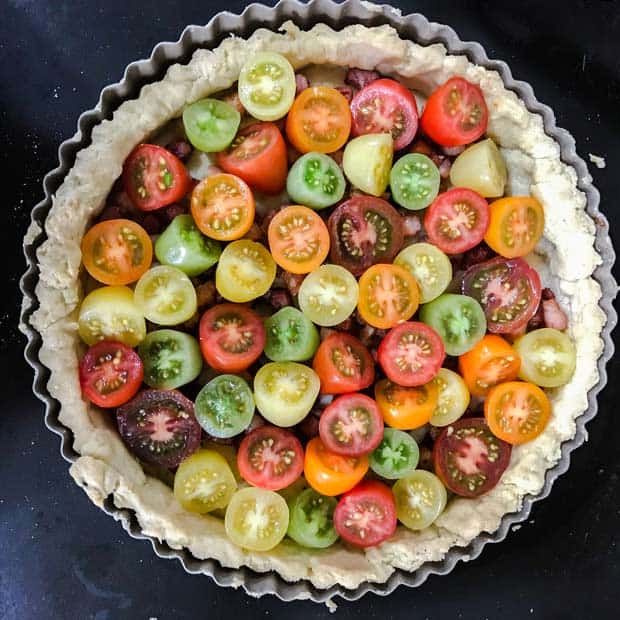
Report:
374,378,439,430
350,78,419,150
420,77,489,147
199,303,266,372
484,196,545,258
304,437,368,496
484,381,551,445
286,86,352,154
459,335,521,397
319,394,384,457
216,122,287,195
190,173,255,241
79,341,144,408
237,426,304,490
377,321,445,387
424,188,490,255
328,195,404,276
358,264,419,329
433,417,512,497
81,219,152,286
267,205,330,274
462,257,542,334
123,144,192,211
312,332,375,394
333,480,397,548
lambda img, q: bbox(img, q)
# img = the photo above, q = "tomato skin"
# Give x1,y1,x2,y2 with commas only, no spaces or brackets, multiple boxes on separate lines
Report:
312,333,375,394
199,304,266,373
424,188,490,255
333,480,397,548
267,205,330,274
378,322,445,387
304,437,369,496
433,417,512,497
459,335,521,397
420,77,489,147
81,219,153,286
319,394,384,457
484,196,545,258
216,122,287,195
79,341,144,407
374,379,439,430
350,78,419,150
123,144,192,211
286,86,352,154
484,381,551,445
237,426,304,490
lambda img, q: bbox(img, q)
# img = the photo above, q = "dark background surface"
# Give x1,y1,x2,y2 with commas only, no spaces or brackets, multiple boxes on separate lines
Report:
2,1,619,618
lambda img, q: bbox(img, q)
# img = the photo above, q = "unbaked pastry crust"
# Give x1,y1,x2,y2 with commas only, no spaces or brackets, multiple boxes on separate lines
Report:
30,21,605,590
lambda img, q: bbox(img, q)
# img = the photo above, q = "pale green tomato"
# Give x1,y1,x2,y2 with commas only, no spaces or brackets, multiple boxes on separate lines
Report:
449,138,507,198
342,133,393,196
393,470,447,530
430,368,470,427
394,243,452,304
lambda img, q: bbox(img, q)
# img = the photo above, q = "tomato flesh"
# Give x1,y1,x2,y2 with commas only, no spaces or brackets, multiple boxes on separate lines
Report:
199,303,265,373
123,144,191,211
238,426,304,490
374,379,439,430
433,417,512,497
333,480,397,548
79,341,143,407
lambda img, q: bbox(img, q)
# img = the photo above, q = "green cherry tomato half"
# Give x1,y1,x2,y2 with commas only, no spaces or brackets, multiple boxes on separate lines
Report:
134,265,198,326
155,215,222,277
195,374,255,438
225,486,289,551
264,306,320,362
286,152,346,209
394,243,452,304
173,449,237,514
342,133,393,197
182,98,241,152
238,52,296,121
419,293,486,356
390,153,440,210
393,470,447,530
78,285,146,347
253,362,321,427
298,264,359,327
513,328,577,388
369,428,420,480
287,488,339,549
138,329,202,390
430,368,470,427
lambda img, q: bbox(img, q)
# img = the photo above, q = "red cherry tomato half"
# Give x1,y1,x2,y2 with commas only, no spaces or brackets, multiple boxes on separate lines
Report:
312,332,375,394
199,303,266,373
319,394,384,457
433,417,512,497
420,77,489,147
424,188,490,255
237,426,304,490
333,480,397,548
350,78,419,151
123,144,192,211
79,341,144,408
462,257,542,334
378,322,445,387
216,122,287,195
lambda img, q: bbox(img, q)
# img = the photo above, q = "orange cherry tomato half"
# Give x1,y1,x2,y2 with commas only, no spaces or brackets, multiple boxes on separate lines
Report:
267,205,330,274
190,173,255,241
357,263,419,329
458,335,521,397
484,381,551,445
304,437,368,496
81,218,153,285
484,196,545,259
374,378,439,430
286,86,352,154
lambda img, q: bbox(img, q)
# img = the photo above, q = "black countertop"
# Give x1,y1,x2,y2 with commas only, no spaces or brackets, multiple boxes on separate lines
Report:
2,1,619,618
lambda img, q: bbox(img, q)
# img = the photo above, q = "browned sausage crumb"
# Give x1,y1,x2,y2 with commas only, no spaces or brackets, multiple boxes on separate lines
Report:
345,68,380,89
282,271,305,297
195,281,216,308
